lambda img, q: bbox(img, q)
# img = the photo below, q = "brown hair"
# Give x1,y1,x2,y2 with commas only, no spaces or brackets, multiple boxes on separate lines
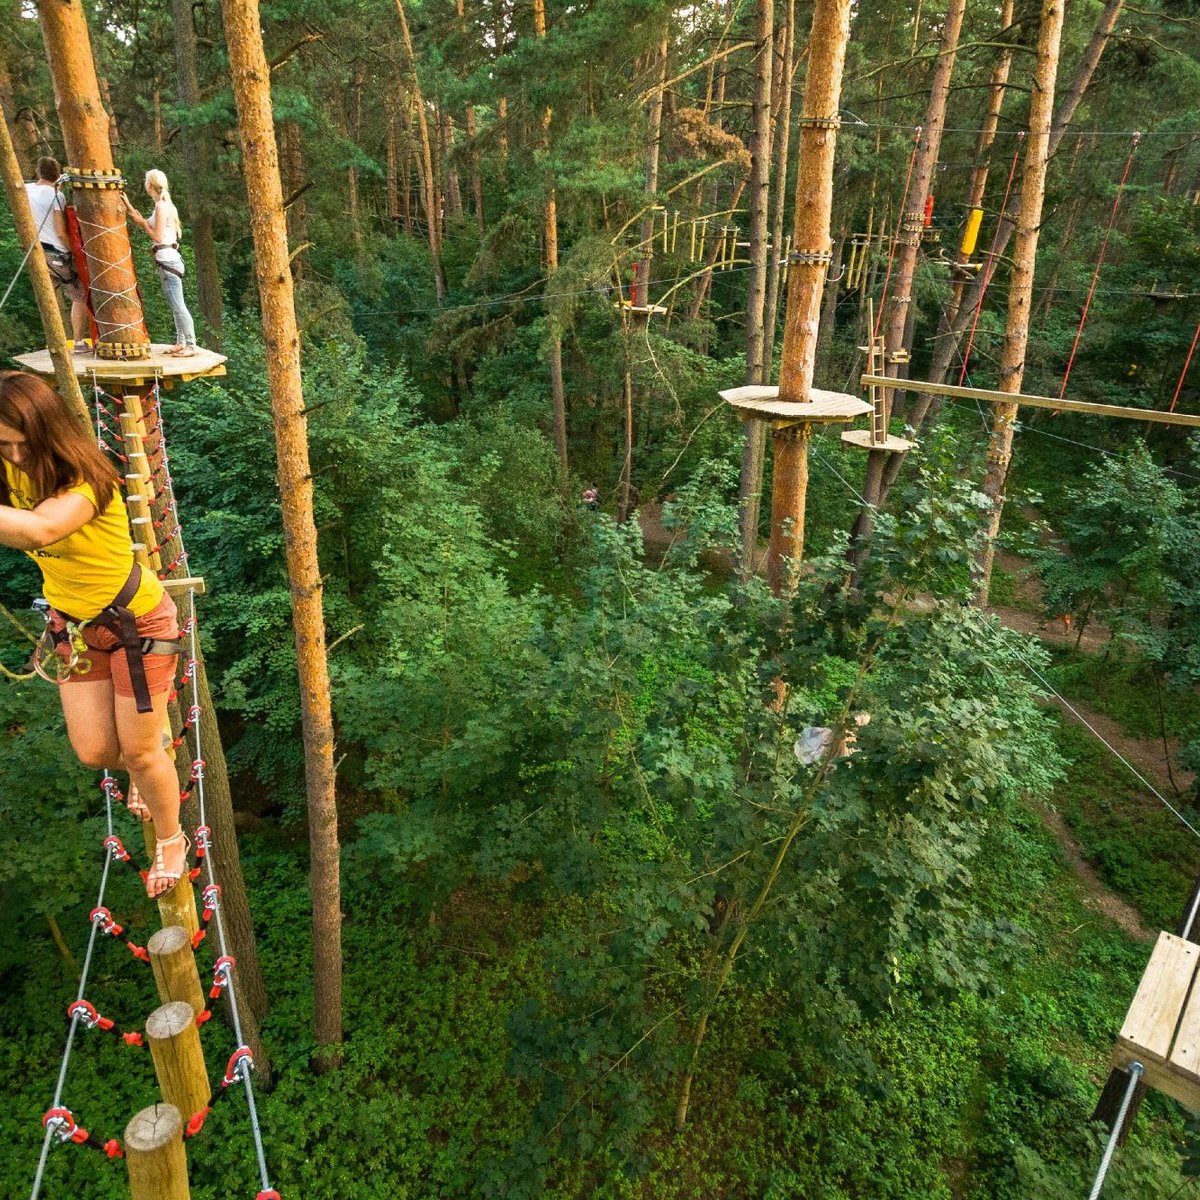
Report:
0,372,117,511
35,156,60,183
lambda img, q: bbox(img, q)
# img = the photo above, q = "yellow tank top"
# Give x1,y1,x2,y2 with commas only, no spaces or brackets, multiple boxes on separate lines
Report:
4,461,163,620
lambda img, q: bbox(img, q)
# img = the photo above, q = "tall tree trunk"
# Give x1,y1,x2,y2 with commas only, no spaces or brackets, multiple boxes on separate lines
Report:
0,91,86,417
0,44,29,178
978,0,1065,601
36,0,149,360
738,0,775,571
221,0,344,1069
533,0,568,482
171,0,223,343
347,63,365,252
878,0,1124,510
677,0,853,1128
386,103,401,222
634,36,669,307
762,0,795,374
280,119,308,279
850,0,966,559
394,0,446,303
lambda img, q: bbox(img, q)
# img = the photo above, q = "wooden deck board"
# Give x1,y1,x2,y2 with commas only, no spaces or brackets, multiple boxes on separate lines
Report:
1118,932,1198,1064
13,344,227,385
719,384,872,425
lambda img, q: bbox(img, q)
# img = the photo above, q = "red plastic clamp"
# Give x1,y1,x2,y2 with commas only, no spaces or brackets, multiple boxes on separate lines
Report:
222,1046,254,1087
209,955,236,998
90,906,123,937
68,999,113,1032
202,884,222,921
102,835,131,863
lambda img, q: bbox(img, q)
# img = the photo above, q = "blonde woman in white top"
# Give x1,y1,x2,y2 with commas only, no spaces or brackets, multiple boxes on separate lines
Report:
122,169,197,357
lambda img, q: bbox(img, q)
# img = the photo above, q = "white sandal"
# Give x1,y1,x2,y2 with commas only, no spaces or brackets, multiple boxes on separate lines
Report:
146,828,190,898
125,782,152,822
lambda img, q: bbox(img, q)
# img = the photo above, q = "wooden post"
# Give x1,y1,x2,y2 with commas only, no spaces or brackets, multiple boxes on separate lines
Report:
766,0,852,594
146,1000,211,1121
126,1104,189,1200
978,0,1064,600
0,91,88,420
149,925,205,1015
35,0,149,360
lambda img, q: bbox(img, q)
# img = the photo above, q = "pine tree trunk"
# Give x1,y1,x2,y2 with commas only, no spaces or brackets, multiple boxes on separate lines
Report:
386,104,400,222
220,0,344,1069
850,0,966,559
978,0,1065,601
880,0,1124,505
36,0,149,359
0,46,29,178
634,36,669,307
737,0,775,571
765,0,851,596
533,0,568,481
0,91,86,417
280,120,308,279
394,0,446,303
762,0,795,375
171,0,223,343
348,63,365,251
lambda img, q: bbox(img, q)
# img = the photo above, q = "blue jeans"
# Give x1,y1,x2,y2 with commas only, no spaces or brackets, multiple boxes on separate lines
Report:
157,257,196,348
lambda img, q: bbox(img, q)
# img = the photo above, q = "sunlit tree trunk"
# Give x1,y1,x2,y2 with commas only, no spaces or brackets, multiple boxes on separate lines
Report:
394,0,446,303
221,0,344,1069
171,0,223,342
737,0,775,571
850,0,966,560
978,0,1065,601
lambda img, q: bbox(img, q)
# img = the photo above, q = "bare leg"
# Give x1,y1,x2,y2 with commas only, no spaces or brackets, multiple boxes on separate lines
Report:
60,678,122,770
114,691,187,894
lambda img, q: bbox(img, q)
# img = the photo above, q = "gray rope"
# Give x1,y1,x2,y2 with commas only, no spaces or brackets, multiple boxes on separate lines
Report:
30,781,118,1200
185,587,274,1192
1088,1061,1144,1200
0,180,66,315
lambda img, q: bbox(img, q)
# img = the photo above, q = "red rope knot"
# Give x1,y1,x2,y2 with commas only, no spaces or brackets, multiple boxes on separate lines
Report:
127,941,151,963
68,999,114,1032
222,1046,254,1088
122,1031,144,1047
210,955,236,998
185,1105,211,1137
104,1138,124,1158
90,906,123,937
195,825,213,858
202,884,222,921
103,835,131,863
42,1107,86,1144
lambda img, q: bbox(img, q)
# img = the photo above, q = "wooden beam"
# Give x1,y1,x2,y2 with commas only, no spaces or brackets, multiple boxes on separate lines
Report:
860,375,1200,429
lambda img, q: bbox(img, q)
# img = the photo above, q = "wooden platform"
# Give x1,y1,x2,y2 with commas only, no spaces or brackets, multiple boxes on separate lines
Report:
13,344,227,387
719,385,871,429
1112,931,1200,1110
841,429,914,453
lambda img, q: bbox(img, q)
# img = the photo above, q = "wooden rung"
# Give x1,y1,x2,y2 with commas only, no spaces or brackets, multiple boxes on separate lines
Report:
161,576,206,597
1171,966,1200,1085
1118,932,1198,1064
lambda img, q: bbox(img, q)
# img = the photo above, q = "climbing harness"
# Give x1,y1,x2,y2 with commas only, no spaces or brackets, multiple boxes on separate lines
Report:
37,562,182,713
151,242,185,280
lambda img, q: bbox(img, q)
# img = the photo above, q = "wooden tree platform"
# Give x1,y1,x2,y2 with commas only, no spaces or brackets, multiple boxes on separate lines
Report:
13,344,227,387
720,384,871,429
841,428,915,452
1112,931,1200,1111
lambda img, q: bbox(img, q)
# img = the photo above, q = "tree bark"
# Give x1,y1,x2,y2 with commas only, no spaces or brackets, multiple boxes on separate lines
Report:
634,36,670,308
280,120,308,279
36,0,149,360
737,0,775,571
0,44,30,179
850,0,966,558
762,0,795,375
0,91,87,419
875,0,1124,512
770,0,851,588
534,0,568,482
220,0,344,1068
394,0,446,303
977,0,1065,601
171,0,223,344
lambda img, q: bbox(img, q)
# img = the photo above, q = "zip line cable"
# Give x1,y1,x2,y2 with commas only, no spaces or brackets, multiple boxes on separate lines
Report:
0,181,64,315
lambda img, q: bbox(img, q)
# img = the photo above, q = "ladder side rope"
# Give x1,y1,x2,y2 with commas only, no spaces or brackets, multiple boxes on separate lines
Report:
1058,133,1140,399
30,780,120,1200
1169,316,1200,413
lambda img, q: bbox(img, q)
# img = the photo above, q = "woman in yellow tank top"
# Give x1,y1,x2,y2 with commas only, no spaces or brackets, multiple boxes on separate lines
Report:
0,371,188,897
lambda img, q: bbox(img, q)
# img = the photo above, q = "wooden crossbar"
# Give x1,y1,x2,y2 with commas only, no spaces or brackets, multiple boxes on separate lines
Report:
860,374,1200,429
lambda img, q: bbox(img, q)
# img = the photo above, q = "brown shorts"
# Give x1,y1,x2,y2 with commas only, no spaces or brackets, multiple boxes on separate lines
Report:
53,593,181,700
